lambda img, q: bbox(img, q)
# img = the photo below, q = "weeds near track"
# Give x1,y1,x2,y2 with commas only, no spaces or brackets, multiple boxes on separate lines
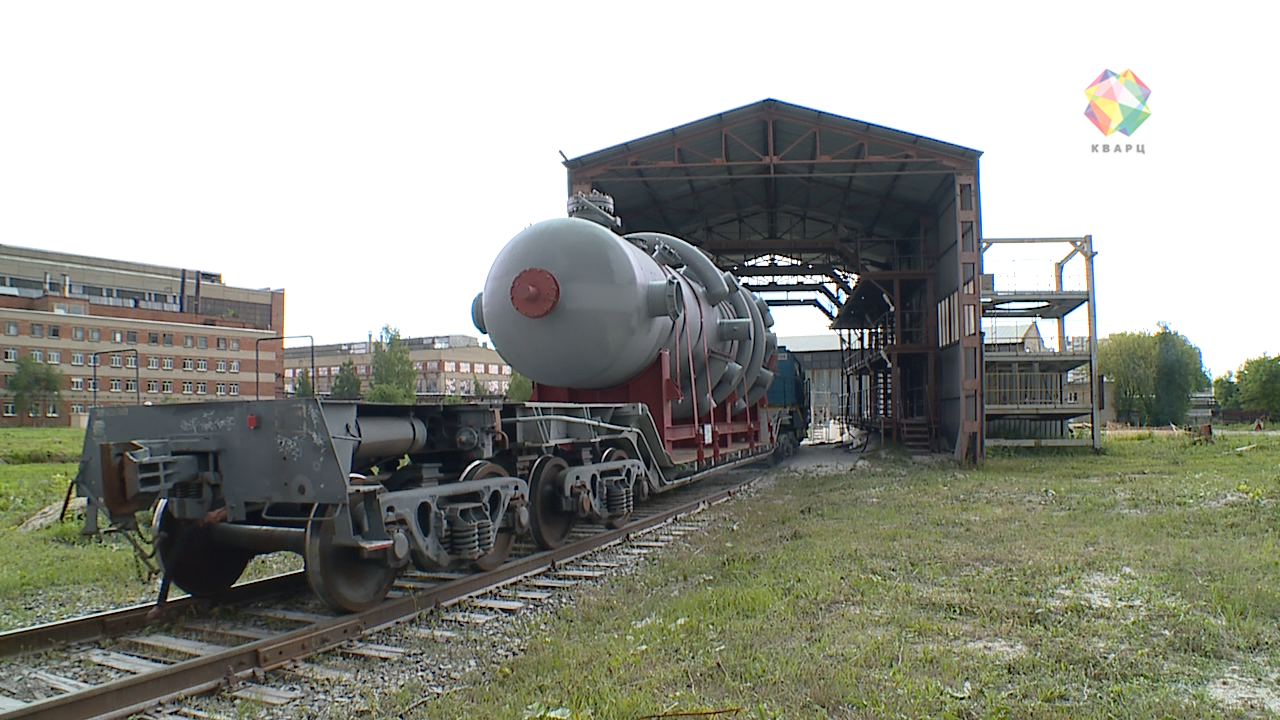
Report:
391,435,1280,719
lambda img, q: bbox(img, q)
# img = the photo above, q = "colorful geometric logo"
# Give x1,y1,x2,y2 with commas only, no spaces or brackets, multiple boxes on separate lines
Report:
1084,69,1152,137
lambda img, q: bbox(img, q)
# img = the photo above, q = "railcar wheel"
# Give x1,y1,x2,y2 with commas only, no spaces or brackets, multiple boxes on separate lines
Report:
304,508,398,612
152,500,251,598
528,455,574,549
462,461,516,571
600,447,633,530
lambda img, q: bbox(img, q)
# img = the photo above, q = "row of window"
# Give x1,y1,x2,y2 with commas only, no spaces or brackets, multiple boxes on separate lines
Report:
2,349,240,372
64,377,241,395
286,379,510,396
3,321,242,351
284,361,512,378
2,402,64,418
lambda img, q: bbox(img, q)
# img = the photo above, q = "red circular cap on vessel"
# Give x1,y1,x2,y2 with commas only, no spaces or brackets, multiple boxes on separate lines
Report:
510,268,560,318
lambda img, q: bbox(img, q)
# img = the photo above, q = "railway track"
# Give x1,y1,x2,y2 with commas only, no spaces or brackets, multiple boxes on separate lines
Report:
0,466,765,720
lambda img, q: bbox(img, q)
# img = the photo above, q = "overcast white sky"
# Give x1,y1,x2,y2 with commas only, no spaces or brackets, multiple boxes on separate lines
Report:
1,2,1271,377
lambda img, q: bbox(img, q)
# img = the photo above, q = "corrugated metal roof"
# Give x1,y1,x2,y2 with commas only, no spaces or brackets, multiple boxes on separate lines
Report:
565,99,981,250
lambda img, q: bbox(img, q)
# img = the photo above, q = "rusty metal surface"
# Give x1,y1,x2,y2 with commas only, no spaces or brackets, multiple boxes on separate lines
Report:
0,473,760,720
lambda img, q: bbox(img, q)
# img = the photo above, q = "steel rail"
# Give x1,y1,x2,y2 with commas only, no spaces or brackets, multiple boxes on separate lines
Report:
0,572,307,658
0,472,760,720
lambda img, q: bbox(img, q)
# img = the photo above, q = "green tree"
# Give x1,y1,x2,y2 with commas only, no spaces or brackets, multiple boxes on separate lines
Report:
329,359,363,399
9,355,64,426
293,368,314,398
1213,371,1240,409
365,325,416,404
1098,325,1206,426
1237,354,1280,417
1150,323,1208,426
506,370,533,403
1098,331,1157,425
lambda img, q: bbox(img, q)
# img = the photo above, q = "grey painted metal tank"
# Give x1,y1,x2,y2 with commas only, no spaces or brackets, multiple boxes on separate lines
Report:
474,195,777,419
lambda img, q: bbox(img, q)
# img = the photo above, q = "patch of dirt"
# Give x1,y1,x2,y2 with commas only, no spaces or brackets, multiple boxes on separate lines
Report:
782,445,862,475
964,637,1027,661
1202,491,1252,509
1052,569,1144,611
1207,667,1280,715
18,497,86,531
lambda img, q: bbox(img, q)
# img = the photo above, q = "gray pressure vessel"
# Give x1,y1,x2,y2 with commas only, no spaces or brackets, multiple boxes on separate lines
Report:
474,208,776,419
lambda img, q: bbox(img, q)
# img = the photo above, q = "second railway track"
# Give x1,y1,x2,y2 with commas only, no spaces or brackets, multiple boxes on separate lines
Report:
0,466,767,720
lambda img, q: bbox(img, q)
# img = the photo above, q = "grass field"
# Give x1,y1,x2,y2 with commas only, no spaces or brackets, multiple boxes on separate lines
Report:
386,435,1280,719
2,429,1278,717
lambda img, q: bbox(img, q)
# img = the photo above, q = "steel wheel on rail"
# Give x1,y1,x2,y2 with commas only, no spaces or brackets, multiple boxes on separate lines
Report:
152,499,252,598
304,506,398,613
600,447,633,530
528,455,574,549
462,460,517,571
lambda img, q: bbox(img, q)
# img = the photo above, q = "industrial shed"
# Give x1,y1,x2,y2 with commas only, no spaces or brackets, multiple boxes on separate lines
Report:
564,99,987,459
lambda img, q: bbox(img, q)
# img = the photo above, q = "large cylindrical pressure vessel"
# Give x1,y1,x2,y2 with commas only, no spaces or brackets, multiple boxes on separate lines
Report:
475,214,776,418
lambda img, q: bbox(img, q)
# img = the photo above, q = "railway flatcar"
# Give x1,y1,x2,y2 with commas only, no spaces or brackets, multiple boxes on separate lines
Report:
74,192,789,612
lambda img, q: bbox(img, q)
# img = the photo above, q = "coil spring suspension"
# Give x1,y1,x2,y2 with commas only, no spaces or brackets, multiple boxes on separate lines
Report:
449,521,480,556
606,481,633,517
475,517,494,555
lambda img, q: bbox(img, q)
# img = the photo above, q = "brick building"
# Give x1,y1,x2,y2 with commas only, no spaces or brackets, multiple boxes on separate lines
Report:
284,334,511,399
0,244,285,426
